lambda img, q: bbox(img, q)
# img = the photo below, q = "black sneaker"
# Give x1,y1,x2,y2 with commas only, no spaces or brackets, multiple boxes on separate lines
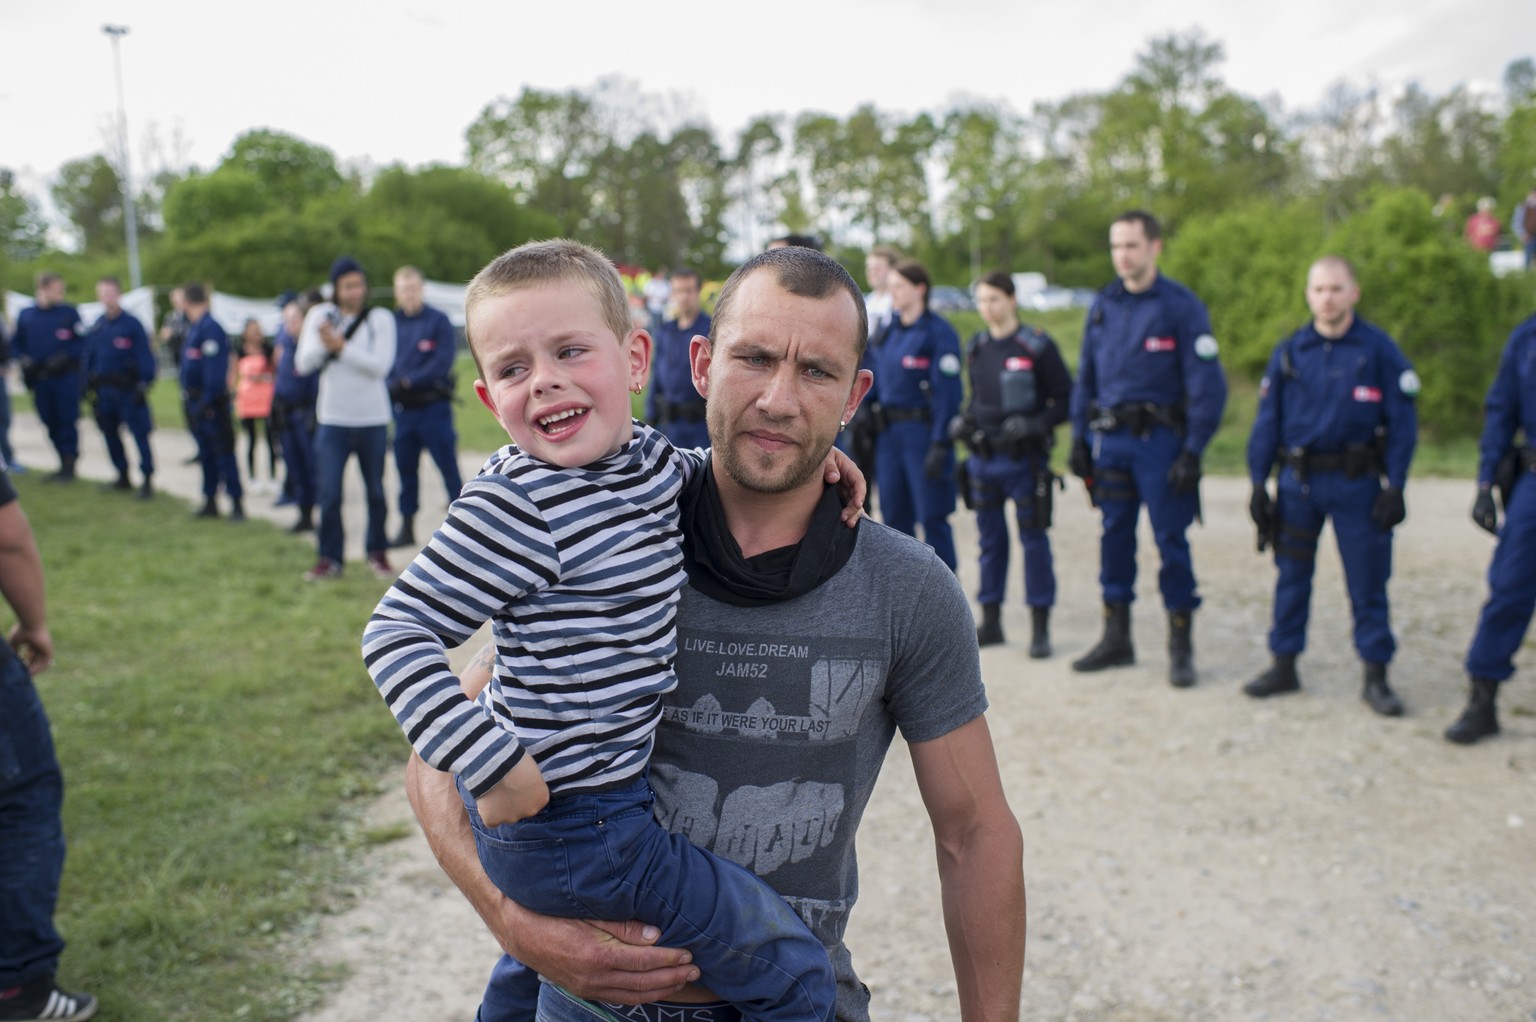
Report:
0,974,98,1021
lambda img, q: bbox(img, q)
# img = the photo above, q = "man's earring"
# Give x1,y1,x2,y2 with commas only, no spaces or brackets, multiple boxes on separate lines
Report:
838,419,847,433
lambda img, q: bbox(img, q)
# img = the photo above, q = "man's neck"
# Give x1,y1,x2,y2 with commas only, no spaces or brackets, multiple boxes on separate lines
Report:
710,460,822,559
1314,314,1354,341
338,303,364,318
676,311,700,331
187,307,206,324
1122,271,1156,295
399,302,423,317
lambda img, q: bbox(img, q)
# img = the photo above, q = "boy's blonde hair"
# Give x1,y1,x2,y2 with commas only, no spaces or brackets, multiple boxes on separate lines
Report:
464,239,633,379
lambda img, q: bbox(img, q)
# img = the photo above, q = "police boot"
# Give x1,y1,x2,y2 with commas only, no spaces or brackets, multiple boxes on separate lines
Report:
1444,676,1500,744
100,470,132,493
228,498,247,523
1243,654,1300,697
388,515,416,549
1072,602,1134,672
289,506,315,534
1028,607,1052,660
976,604,1005,647
137,476,154,501
1168,611,1197,688
195,499,220,518
1362,661,1404,717
46,455,77,483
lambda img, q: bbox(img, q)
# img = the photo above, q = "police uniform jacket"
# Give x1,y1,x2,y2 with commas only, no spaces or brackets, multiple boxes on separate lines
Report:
645,312,711,421
84,310,156,389
1478,312,1536,485
964,325,1073,439
13,303,84,372
389,304,457,399
273,325,318,408
1247,315,1418,491
1070,273,1227,454
180,315,232,414
871,308,964,446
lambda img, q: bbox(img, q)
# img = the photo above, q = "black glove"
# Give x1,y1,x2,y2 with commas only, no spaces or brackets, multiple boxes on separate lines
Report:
1372,486,1406,532
1000,415,1045,442
1472,488,1498,535
923,443,950,480
946,414,973,443
1069,438,1093,480
1249,486,1273,533
1167,451,1202,495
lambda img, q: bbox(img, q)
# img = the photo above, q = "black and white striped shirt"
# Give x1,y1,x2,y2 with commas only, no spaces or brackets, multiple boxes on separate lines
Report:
363,423,698,797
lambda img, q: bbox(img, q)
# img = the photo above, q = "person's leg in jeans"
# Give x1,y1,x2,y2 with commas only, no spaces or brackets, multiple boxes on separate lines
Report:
314,424,350,565
0,654,67,991
357,425,390,557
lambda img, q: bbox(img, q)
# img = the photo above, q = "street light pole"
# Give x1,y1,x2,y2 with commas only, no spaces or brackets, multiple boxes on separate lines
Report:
102,24,141,290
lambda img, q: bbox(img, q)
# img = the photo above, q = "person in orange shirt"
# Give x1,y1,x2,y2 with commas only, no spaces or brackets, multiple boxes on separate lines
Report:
231,319,279,494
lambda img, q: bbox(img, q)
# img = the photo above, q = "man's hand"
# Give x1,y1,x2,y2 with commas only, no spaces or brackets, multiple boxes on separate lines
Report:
923,443,950,480
319,319,346,354
1372,486,1406,532
9,623,53,674
1167,451,1202,496
1472,487,1498,535
1068,438,1093,480
821,447,868,526
999,415,1044,442
475,755,550,827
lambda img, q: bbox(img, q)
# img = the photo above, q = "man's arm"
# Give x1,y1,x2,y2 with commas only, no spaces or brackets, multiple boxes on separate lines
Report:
0,499,52,673
403,753,701,1003
909,714,1025,1022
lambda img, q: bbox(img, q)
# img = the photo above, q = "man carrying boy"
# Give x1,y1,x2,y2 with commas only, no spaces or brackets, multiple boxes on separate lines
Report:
405,246,1026,1021
366,241,864,1021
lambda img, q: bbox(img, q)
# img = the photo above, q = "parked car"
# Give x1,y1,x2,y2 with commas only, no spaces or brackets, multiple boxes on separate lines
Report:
1024,286,1079,311
929,285,975,313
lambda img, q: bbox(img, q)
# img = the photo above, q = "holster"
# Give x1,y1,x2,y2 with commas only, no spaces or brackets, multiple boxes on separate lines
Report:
957,458,975,511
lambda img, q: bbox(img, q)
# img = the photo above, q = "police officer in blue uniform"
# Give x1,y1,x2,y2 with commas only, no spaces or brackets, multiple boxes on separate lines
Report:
388,266,463,547
12,273,84,482
83,276,157,498
178,283,245,521
645,268,712,450
1069,211,1228,687
871,260,964,569
951,271,1074,656
1447,311,1536,743
1245,257,1418,716
274,298,319,532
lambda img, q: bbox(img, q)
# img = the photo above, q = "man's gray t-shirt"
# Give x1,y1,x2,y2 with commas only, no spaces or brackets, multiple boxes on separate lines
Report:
648,520,988,1022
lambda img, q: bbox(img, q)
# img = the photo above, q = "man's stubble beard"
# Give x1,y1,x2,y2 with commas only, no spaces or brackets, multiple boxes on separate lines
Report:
707,405,836,496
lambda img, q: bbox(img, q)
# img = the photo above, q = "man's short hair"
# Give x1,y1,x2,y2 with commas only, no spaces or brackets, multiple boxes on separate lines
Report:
977,270,1015,297
868,245,902,266
97,275,122,290
1310,254,1358,284
710,247,869,362
1112,209,1162,242
35,272,61,290
464,239,632,379
182,282,208,305
669,267,701,287
769,233,822,251
394,265,424,283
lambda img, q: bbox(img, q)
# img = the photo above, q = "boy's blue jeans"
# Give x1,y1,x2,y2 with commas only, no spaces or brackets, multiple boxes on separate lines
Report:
459,777,834,1022
0,653,67,987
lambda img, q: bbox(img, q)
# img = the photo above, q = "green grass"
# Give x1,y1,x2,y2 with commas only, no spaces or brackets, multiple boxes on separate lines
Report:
21,476,408,1021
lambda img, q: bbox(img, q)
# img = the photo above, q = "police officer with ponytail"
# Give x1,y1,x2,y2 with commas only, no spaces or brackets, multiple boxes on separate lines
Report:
951,272,1073,656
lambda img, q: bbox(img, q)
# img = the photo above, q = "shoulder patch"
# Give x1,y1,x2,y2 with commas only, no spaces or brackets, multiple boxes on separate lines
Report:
202,339,220,357
1194,334,1220,361
938,353,962,377
1399,369,1421,397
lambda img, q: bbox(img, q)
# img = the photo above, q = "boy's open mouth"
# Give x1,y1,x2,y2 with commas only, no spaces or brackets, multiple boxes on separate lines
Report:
536,407,589,437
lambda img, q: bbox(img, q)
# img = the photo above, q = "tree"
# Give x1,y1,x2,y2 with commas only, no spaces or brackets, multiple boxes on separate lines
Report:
1380,84,1499,201
51,154,125,253
0,169,49,265
466,87,604,236
793,105,935,250
221,129,344,209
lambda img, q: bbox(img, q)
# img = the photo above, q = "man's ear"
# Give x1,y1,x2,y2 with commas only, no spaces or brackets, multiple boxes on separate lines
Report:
843,368,874,426
688,334,714,400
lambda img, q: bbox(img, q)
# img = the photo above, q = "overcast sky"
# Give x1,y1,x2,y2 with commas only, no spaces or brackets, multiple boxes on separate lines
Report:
4,0,1533,200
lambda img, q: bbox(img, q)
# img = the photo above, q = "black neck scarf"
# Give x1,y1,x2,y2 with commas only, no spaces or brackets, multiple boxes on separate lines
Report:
680,462,859,607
